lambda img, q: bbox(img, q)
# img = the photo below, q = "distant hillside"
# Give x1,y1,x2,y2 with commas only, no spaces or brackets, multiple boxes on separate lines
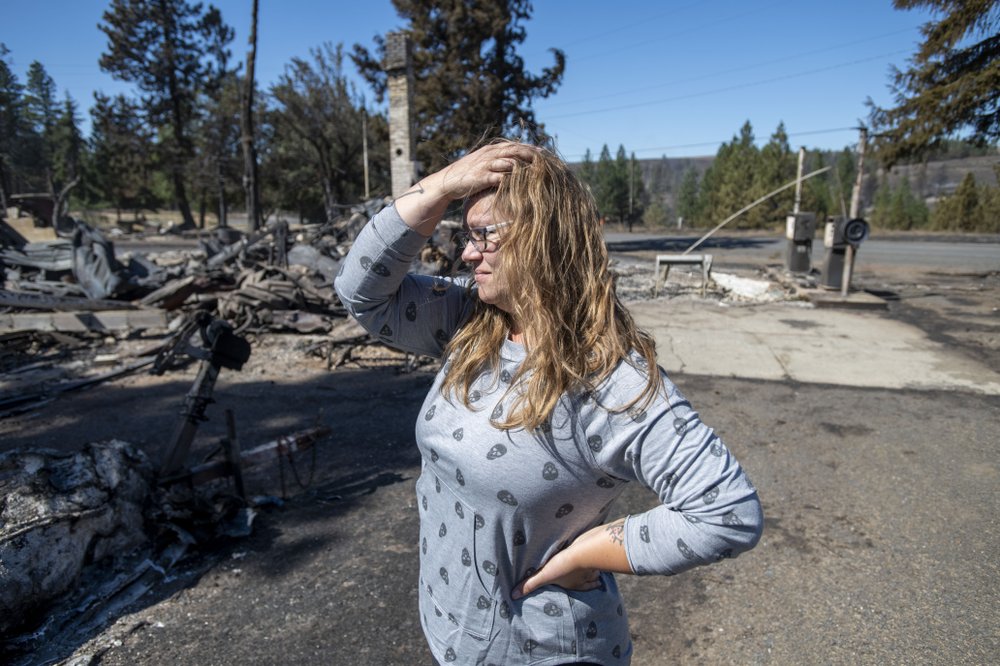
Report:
873,155,999,203
569,152,999,211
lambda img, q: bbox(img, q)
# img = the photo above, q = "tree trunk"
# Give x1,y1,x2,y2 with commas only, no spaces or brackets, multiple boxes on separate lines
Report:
170,157,195,230
322,178,337,225
163,2,196,231
217,161,228,228
49,172,80,228
198,188,206,229
0,158,10,216
240,0,262,232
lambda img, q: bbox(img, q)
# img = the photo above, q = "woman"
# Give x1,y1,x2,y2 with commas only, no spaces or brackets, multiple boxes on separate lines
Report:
335,141,762,665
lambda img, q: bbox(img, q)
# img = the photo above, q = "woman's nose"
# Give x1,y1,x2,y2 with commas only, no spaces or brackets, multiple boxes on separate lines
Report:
460,241,482,263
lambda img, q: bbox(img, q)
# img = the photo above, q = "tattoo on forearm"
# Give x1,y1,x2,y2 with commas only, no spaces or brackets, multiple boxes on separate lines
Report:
392,182,425,201
605,520,625,546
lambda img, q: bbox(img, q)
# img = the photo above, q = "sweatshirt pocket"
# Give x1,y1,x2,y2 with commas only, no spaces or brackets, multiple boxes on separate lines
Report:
418,470,497,642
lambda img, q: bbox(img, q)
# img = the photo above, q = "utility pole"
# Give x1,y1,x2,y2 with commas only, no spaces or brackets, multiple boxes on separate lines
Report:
240,0,262,231
628,155,634,220
793,147,805,215
842,126,868,297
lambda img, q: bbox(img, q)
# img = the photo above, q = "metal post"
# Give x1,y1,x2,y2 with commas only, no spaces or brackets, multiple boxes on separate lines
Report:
842,127,867,297
684,167,830,255
160,361,221,477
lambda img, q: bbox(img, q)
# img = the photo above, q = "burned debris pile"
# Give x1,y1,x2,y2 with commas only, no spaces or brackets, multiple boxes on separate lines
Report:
0,441,154,639
1,202,462,413
0,203,462,657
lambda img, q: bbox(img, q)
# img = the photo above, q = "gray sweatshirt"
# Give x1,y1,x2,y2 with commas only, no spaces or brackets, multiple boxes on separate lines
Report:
335,205,763,665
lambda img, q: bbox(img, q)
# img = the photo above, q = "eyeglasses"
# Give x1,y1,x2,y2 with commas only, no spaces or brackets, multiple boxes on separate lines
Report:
454,222,510,253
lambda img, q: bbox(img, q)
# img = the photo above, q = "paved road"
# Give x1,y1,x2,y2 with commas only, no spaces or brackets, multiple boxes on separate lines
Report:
604,231,1000,272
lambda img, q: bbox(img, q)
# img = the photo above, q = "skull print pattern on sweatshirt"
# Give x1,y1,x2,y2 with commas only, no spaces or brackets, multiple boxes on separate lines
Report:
335,205,763,665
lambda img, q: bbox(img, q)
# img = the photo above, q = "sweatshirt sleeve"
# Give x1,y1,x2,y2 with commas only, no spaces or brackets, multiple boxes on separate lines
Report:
584,360,763,576
334,205,475,358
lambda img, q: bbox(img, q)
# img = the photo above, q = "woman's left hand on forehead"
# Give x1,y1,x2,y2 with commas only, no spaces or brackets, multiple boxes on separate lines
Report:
438,142,539,200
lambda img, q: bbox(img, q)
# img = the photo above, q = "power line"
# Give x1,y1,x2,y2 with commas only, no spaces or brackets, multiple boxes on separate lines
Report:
540,1,704,53
563,126,858,161
566,0,795,65
542,26,918,109
546,49,910,121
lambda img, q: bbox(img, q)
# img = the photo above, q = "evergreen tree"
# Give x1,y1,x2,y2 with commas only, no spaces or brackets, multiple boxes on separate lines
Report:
676,167,700,227
756,122,796,225
21,61,57,191
871,176,929,229
642,200,669,228
613,145,630,226
99,0,234,229
90,92,158,222
352,0,565,173
195,12,237,228
931,172,985,230
18,63,82,222
592,144,628,224
699,121,762,227
869,0,1000,165
579,148,596,188
269,43,387,224
831,148,857,217
0,44,24,211
626,151,646,231
50,95,84,216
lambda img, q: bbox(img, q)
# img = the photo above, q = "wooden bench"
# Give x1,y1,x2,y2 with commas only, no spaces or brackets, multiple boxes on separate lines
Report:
653,254,714,296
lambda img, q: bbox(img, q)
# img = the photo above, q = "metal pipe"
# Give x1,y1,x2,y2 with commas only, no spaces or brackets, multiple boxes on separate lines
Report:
683,166,831,255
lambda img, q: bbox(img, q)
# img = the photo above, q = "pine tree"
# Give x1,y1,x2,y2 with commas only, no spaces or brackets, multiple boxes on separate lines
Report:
21,61,57,191
756,122,796,225
699,121,762,227
99,0,234,229
352,0,565,173
676,167,700,227
800,149,834,219
626,151,646,231
49,95,84,219
831,148,857,217
872,176,929,229
90,93,157,222
19,63,82,222
868,0,1000,165
579,149,596,188
0,44,24,211
612,145,630,226
191,18,238,229
269,43,385,224
932,172,985,230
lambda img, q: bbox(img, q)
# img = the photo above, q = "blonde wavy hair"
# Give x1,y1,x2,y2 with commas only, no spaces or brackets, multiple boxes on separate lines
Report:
441,140,661,430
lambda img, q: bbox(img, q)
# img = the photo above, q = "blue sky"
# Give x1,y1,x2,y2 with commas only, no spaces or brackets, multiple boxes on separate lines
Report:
2,1,935,160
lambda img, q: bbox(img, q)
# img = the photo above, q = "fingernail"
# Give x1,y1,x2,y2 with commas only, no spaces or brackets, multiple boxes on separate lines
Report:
511,587,523,600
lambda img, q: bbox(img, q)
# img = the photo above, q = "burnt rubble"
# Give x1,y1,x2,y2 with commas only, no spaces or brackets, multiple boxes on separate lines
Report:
1,202,463,414
0,202,463,655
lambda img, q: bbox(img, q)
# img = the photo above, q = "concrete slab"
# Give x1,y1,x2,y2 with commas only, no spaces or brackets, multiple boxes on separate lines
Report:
630,299,1000,395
